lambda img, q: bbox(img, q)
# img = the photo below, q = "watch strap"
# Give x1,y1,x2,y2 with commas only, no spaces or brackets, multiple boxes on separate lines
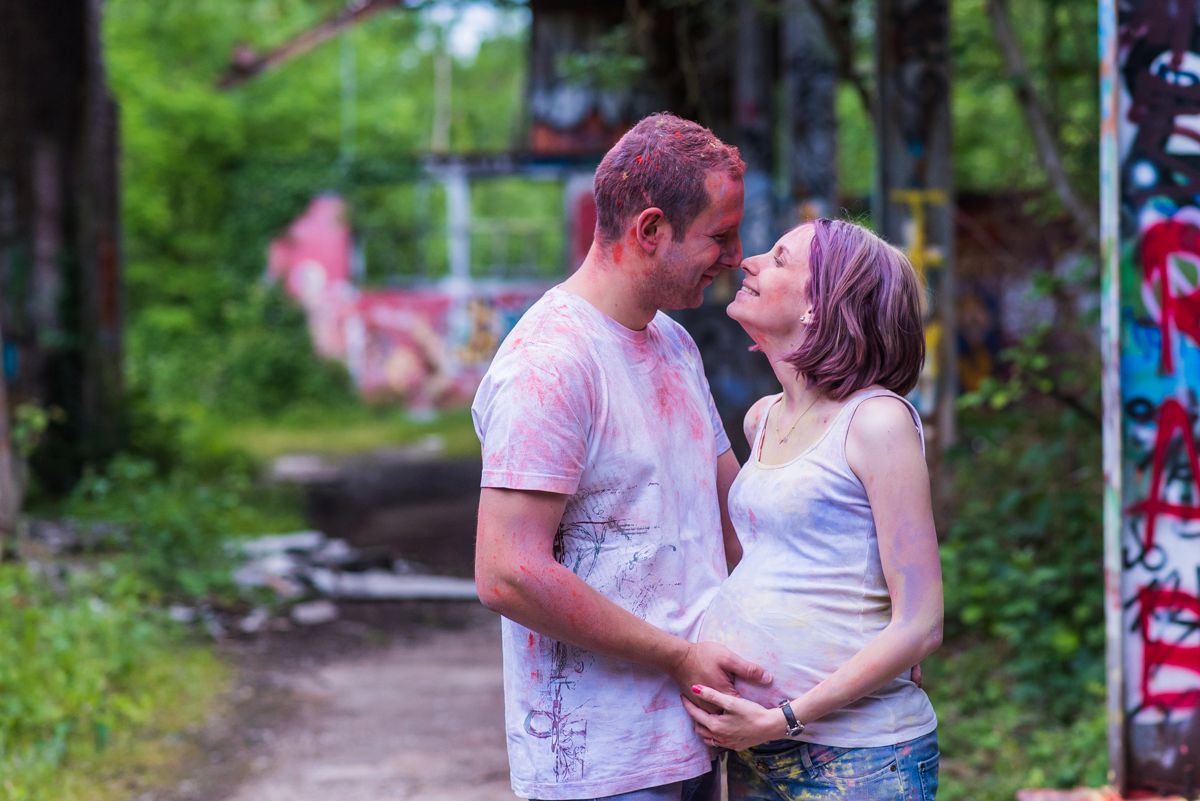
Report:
777,699,805,737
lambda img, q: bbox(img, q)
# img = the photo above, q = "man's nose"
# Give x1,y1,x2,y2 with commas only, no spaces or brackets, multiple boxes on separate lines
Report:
722,235,743,268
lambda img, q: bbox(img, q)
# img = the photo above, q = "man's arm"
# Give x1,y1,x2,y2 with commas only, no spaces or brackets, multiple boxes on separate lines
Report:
475,486,770,701
716,449,742,570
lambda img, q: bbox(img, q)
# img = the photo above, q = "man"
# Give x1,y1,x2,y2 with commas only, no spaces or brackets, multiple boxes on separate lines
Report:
473,113,769,801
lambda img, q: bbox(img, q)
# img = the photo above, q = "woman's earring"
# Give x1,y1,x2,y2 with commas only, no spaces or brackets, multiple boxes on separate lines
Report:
799,312,812,324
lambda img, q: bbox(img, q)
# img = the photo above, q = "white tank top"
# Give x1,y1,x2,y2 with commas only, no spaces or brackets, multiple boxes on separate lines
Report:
698,387,938,747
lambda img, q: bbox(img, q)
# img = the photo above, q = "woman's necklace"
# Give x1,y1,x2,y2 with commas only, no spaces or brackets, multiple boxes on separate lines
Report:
776,395,820,444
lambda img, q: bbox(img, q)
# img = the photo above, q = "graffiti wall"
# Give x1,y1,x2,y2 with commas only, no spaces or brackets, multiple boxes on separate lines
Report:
269,195,550,409
1101,1,1200,793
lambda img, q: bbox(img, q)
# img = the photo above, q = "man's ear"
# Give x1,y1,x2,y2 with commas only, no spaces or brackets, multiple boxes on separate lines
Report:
635,208,670,254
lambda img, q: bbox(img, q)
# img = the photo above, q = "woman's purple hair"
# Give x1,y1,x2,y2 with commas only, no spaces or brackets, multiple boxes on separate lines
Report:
785,218,925,400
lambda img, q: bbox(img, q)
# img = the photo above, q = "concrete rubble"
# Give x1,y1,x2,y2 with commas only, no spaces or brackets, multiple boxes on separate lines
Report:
223,530,478,633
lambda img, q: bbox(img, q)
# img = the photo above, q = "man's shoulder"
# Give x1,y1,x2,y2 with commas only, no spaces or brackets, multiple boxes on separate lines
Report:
650,312,700,354
503,290,597,354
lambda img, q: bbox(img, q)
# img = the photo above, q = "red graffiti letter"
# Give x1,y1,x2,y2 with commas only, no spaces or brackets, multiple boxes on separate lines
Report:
1139,219,1200,374
1139,587,1200,710
1127,399,1200,552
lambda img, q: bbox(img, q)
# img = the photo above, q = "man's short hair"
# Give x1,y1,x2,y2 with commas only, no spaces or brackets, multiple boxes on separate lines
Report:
786,218,926,400
593,112,745,243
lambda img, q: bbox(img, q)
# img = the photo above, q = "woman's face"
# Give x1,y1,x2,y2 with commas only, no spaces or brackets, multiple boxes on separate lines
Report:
727,224,815,341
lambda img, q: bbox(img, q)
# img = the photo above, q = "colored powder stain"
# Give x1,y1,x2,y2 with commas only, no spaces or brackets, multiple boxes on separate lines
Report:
635,154,643,164
531,670,540,680
612,242,624,264
527,633,536,649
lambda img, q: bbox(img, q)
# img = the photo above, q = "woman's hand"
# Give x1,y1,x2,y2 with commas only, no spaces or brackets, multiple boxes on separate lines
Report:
681,684,786,752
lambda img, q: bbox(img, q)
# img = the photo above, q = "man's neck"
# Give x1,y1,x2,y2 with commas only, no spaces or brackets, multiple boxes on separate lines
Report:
560,245,657,330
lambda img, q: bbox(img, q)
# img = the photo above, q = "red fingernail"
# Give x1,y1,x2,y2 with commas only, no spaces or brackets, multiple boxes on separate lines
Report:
691,685,702,694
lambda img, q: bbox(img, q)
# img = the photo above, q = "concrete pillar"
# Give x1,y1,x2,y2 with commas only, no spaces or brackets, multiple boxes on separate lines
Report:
1101,0,1200,794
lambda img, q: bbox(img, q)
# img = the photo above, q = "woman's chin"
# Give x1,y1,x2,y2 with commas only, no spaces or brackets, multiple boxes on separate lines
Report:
726,297,749,323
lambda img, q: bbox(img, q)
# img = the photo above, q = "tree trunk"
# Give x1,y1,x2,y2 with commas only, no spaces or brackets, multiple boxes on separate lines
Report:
0,0,125,491
0,309,21,551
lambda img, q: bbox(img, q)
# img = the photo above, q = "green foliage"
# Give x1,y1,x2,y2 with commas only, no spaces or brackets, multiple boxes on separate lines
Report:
204,403,480,462
934,257,1104,796
11,404,58,460
835,0,1099,206
0,564,227,801
931,644,1107,801
63,454,304,603
558,25,646,91
942,403,1104,717
104,0,536,431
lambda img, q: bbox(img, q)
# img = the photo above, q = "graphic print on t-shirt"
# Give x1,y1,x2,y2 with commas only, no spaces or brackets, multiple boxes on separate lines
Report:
524,637,591,783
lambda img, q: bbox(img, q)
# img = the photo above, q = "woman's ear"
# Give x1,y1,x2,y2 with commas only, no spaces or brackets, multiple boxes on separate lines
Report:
635,208,668,254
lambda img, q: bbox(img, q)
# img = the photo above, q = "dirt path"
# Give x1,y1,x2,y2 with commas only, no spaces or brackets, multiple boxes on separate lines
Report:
194,603,519,801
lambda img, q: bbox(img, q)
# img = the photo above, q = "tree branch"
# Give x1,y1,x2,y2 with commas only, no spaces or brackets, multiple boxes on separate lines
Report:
986,0,1099,249
216,0,409,90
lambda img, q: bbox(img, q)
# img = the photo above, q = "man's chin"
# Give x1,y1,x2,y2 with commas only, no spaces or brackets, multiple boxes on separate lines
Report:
658,290,706,312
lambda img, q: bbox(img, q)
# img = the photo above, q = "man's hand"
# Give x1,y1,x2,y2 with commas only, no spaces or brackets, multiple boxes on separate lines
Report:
668,641,772,712
911,663,923,688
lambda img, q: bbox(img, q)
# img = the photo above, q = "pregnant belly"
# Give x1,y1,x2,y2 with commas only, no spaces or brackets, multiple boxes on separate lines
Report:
698,589,836,709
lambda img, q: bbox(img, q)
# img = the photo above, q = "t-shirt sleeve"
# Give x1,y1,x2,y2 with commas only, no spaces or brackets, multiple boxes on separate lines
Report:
672,322,732,457
706,382,732,457
471,345,592,494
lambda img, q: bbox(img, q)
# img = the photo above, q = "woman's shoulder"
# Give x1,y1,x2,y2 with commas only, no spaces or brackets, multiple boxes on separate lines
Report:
742,394,781,448
845,389,923,452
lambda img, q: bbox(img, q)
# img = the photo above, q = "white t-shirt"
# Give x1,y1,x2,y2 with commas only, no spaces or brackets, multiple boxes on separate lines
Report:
472,287,732,800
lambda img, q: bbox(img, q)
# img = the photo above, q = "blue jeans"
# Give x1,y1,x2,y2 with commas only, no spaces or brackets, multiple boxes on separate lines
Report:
530,762,719,801
728,730,939,801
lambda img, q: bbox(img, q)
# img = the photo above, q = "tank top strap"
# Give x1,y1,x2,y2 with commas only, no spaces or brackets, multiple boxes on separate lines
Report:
751,393,785,459
830,387,926,457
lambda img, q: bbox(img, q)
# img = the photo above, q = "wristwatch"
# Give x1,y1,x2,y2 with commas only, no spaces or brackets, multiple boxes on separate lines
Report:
777,700,805,737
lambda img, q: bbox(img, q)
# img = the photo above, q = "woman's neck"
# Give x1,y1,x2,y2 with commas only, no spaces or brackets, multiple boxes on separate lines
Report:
758,337,822,415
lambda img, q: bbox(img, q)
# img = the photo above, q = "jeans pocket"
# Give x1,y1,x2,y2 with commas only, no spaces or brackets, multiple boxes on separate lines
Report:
809,744,899,784
917,753,939,801
740,739,807,777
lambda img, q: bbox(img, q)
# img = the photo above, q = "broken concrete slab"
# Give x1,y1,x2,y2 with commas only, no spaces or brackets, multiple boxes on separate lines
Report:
240,531,327,558
305,568,477,601
268,454,341,486
291,600,339,626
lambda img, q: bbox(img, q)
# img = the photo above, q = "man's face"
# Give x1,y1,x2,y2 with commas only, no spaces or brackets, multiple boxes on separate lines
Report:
648,171,745,311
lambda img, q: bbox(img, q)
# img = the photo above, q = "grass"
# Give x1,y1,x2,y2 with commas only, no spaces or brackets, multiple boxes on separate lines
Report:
199,405,481,462
926,640,1108,801
0,564,230,801
41,646,229,801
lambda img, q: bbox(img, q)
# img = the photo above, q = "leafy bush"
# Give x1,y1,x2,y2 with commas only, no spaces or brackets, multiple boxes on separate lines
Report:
0,563,227,801
931,642,1107,801
941,403,1104,719
62,453,303,603
933,260,1106,798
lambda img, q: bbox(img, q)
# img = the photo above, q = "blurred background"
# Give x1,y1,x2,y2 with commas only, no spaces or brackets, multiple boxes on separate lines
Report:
0,1,1118,800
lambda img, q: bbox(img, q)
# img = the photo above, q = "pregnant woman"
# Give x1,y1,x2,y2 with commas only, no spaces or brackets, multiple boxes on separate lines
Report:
684,218,943,801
